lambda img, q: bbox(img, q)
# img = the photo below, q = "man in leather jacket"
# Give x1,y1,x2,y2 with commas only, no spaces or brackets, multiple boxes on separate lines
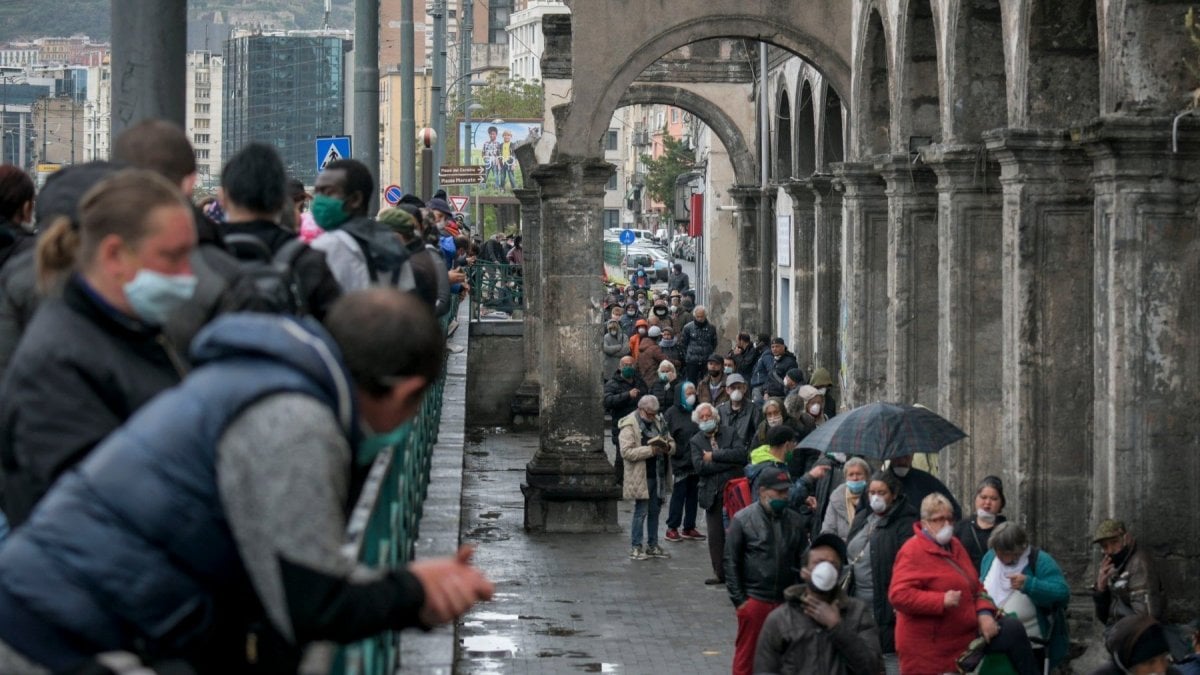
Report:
724,468,807,675
1092,519,1165,627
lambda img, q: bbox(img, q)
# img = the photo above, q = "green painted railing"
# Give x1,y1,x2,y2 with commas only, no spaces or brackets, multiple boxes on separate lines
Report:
327,297,459,675
466,261,523,321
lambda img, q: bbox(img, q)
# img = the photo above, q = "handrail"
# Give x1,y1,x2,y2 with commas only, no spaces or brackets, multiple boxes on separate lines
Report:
466,261,524,321
315,296,460,675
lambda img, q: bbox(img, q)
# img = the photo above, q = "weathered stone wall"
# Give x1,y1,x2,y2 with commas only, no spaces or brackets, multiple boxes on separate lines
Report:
466,322,526,427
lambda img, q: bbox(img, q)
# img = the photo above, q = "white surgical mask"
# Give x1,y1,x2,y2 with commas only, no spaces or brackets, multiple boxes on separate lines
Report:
685,394,697,406
807,402,822,416
892,466,910,478
809,561,839,593
729,390,744,402
932,523,954,545
976,509,997,525
869,494,888,514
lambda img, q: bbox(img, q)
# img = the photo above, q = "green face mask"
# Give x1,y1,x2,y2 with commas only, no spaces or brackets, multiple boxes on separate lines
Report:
621,366,636,378
768,498,788,516
311,193,351,230
357,422,412,467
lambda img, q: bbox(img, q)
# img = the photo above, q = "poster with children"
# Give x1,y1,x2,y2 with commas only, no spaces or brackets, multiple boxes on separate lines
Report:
459,120,541,195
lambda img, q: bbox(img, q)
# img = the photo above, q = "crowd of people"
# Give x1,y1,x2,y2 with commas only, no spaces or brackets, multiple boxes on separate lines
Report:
600,281,1185,674
0,120,496,673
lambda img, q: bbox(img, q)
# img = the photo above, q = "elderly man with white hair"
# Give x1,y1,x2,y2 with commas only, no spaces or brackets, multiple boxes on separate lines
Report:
617,395,675,561
690,401,748,585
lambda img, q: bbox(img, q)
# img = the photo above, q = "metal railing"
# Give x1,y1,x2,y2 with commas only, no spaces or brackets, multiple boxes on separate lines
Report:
466,261,524,321
324,297,460,675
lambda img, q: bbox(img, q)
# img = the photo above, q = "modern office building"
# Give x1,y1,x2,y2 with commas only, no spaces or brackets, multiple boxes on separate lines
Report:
186,51,223,184
223,33,350,184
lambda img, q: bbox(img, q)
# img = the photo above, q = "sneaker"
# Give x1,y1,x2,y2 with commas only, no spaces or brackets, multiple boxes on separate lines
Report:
665,529,683,543
681,528,707,541
646,545,670,559
703,577,724,585
629,545,648,560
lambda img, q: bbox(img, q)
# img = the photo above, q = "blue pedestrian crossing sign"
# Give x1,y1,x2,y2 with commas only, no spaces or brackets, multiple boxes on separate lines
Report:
315,136,352,174
619,228,636,246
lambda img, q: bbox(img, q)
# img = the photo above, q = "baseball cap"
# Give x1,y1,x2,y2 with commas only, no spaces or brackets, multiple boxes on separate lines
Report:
706,353,724,365
808,532,849,566
1093,519,1127,543
756,468,792,492
725,373,747,387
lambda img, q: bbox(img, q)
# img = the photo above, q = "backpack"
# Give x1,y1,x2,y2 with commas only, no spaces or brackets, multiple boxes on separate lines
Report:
722,477,753,525
221,234,310,315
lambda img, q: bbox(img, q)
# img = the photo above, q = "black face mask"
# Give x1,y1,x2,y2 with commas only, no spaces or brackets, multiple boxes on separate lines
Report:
708,369,721,378
1109,546,1131,568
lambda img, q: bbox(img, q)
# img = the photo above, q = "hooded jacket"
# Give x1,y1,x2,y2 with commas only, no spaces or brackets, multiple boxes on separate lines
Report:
889,522,998,674
628,319,650,358
222,219,342,320
602,320,631,377
636,338,667,385
754,584,884,675
0,314,426,671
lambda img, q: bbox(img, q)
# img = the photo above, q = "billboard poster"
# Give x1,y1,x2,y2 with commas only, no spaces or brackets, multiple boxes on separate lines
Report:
458,120,542,195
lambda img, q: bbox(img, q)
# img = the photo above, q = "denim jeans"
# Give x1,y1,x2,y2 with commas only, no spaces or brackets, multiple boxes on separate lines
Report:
630,471,661,547
665,474,699,530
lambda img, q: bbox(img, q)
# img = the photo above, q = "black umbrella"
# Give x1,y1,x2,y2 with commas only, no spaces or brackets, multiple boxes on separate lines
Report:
797,402,966,460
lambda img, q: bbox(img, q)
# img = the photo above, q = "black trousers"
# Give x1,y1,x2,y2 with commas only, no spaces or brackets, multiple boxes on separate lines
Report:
984,615,1040,675
704,491,725,580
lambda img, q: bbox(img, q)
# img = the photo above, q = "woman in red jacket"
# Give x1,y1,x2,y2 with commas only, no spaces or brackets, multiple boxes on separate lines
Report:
888,493,1039,675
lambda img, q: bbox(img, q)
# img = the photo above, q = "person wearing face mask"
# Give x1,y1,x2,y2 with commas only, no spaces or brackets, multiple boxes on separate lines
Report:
619,301,640,337
753,397,795,446
724,468,809,675
697,353,730,406
650,300,670,324
745,425,829,521
0,170,195,527
729,332,757,381
617,395,675,561
890,493,1039,675
664,381,704,543
679,305,718,384
843,471,919,673
1092,520,1166,629
603,355,649,487
628,318,650,358
886,452,963,522
602,317,631,385
657,325,683,367
980,522,1071,671
820,457,872,541
809,366,838,418
716,374,762,452
648,357,678,411
691,402,745,585
953,475,1008,572
0,289,495,673
754,533,885,674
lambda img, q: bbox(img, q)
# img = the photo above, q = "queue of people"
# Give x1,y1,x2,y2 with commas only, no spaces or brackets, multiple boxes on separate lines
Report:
0,121,495,672
599,283,1177,674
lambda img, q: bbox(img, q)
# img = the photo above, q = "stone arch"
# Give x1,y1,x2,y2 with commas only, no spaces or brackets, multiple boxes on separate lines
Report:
854,7,891,158
1008,0,1100,127
902,0,942,147
796,79,817,177
618,83,757,186
945,0,1007,141
775,84,793,181
566,13,853,159
822,84,846,168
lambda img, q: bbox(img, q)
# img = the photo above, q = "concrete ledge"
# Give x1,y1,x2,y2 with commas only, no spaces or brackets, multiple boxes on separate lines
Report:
399,301,470,674
467,320,523,337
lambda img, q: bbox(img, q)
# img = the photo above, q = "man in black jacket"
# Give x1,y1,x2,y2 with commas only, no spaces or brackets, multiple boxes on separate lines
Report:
603,355,648,486
220,143,342,319
763,338,800,398
725,468,807,675
679,305,718,383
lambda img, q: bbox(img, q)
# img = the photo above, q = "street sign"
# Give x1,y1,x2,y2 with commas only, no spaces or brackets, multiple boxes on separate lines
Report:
439,165,486,185
315,135,352,174
619,229,636,246
448,195,469,213
384,185,403,205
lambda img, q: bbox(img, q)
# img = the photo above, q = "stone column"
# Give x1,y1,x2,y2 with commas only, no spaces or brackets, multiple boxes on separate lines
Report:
729,185,768,336
510,186,543,425
984,129,1094,582
810,174,843,388
783,179,816,370
110,0,187,134
877,155,939,406
521,158,621,533
1081,117,1200,612
833,163,889,407
922,144,1003,492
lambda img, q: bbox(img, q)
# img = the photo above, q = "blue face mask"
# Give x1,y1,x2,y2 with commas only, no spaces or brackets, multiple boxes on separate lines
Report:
123,269,197,325
357,422,412,467
698,419,717,433
658,372,670,382
846,480,867,495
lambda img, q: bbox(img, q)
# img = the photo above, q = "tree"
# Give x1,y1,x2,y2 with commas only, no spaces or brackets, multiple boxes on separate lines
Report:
640,129,694,219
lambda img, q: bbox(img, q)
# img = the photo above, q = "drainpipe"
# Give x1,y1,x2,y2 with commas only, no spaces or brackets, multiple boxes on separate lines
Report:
759,41,774,334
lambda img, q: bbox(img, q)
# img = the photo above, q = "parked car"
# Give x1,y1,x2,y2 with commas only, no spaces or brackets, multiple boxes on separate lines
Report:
624,244,670,281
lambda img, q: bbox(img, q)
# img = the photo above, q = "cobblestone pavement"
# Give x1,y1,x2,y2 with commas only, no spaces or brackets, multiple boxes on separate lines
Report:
455,429,736,674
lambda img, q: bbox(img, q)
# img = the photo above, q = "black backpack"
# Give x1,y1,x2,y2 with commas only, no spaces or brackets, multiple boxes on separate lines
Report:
221,234,310,315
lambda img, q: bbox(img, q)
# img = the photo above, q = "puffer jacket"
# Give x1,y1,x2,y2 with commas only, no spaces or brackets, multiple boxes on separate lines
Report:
754,584,884,675
724,501,806,606
889,523,998,674
691,423,746,509
602,321,630,378
764,351,800,397
680,317,718,364
617,410,674,501
845,494,919,654
665,389,698,479
603,371,649,422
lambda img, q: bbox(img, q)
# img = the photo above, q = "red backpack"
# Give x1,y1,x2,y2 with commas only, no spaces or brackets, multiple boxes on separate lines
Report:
722,477,753,526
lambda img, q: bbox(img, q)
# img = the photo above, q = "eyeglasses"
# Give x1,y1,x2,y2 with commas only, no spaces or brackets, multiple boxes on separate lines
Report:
926,515,955,525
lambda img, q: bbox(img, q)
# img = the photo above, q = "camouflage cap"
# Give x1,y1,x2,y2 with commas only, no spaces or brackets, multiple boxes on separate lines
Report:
1093,519,1127,543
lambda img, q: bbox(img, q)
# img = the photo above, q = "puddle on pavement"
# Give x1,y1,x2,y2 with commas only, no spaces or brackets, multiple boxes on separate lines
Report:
517,614,544,620
537,649,592,659
467,450,491,457
470,611,520,622
577,664,620,673
478,511,502,519
460,635,517,658
535,625,583,637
